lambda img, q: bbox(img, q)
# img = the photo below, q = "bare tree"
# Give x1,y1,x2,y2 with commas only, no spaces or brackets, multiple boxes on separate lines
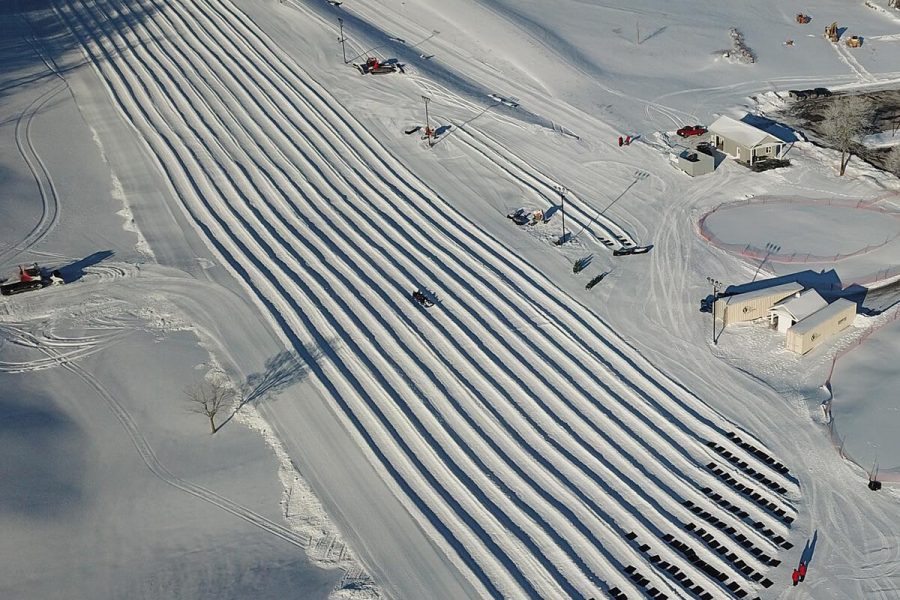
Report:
820,96,873,176
884,145,900,178
186,379,235,434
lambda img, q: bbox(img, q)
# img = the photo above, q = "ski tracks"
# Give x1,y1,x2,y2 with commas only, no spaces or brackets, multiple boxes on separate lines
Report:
55,0,802,597
833,42,877,85
1,83,65,265
0,14,79,265
0,322,332,555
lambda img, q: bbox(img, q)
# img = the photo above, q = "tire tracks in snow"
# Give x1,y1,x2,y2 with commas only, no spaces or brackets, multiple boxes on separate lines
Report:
0,83,65,265
0,14,79,265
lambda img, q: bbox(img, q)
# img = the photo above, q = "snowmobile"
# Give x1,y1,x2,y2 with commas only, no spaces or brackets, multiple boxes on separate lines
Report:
412,290,434,308
0,263,64,296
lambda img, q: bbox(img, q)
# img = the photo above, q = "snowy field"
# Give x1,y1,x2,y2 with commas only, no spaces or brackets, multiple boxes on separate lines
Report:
3,0,900,599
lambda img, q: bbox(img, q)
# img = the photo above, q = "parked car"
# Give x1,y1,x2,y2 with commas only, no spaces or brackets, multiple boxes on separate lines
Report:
696,141,714,155
676,125,707,138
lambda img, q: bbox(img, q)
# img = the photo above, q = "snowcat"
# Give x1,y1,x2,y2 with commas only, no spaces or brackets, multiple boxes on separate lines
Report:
1,264,64,296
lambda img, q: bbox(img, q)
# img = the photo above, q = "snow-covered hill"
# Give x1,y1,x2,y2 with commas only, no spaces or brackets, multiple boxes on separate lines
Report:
3,1,900,599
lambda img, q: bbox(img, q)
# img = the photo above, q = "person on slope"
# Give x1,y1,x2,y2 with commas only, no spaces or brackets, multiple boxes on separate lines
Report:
791,568,800,587
798,561,807,582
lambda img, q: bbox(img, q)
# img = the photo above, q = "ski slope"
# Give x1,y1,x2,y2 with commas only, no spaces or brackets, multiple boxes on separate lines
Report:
4,0,900,598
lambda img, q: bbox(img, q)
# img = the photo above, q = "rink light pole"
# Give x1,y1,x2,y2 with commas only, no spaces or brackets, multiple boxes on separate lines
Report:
554,185,568,245
707,276,723,345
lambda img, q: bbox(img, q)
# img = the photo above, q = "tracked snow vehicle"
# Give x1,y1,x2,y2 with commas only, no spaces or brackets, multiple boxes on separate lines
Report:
0,264,64,296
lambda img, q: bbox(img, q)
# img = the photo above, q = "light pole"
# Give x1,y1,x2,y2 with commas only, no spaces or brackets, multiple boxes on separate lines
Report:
554,185,568,245
422,95,432,146
338,18,347,64
707,276,723,345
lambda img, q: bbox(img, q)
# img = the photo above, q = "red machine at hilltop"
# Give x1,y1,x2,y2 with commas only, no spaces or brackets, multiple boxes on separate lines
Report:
0,263,64,296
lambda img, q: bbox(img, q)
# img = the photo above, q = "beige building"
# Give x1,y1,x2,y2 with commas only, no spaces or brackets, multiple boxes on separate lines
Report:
715,282,804,326
768,289,828,333
786,298,856,355
708,115,786,166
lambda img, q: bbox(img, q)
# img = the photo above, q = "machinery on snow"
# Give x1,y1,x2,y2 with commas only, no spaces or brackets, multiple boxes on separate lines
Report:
1,263,65,296
355,57,404,75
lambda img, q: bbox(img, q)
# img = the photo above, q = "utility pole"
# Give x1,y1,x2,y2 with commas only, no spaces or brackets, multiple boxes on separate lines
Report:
338,18,347,64
707,277,723,345
422,95,433,147
554,185,568,245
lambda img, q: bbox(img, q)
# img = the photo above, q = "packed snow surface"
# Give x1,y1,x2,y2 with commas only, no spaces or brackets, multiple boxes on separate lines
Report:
3,0,900,599
703,201,900,256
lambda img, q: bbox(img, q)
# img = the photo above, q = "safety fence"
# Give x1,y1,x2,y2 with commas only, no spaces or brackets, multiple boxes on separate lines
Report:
697,194,900,285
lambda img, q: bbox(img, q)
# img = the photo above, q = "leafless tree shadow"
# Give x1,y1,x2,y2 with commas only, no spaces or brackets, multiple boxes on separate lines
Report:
244,344,328,407
217,343,328,430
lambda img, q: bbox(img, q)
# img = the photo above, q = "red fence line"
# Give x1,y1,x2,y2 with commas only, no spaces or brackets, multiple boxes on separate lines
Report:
697,196,900,285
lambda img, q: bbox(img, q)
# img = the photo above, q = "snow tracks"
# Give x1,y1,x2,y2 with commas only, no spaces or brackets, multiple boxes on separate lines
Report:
56,0,799,597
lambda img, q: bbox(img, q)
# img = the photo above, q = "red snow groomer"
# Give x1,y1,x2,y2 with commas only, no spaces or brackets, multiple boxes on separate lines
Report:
0,263,64,296
358,57,401,75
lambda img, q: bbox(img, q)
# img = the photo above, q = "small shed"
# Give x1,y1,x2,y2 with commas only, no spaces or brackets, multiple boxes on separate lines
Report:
714,282,804,326
768,289,828,333
677,149,714,176
708,115,785,166
786,298,856,355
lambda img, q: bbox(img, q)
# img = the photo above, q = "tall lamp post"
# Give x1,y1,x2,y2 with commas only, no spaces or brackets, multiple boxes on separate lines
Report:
707,277,723,345
422,95,432,147
554,185,568,245
338,18,347,64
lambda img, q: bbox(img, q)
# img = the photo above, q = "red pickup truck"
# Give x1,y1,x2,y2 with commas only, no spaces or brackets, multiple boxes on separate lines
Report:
676,125,707,138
